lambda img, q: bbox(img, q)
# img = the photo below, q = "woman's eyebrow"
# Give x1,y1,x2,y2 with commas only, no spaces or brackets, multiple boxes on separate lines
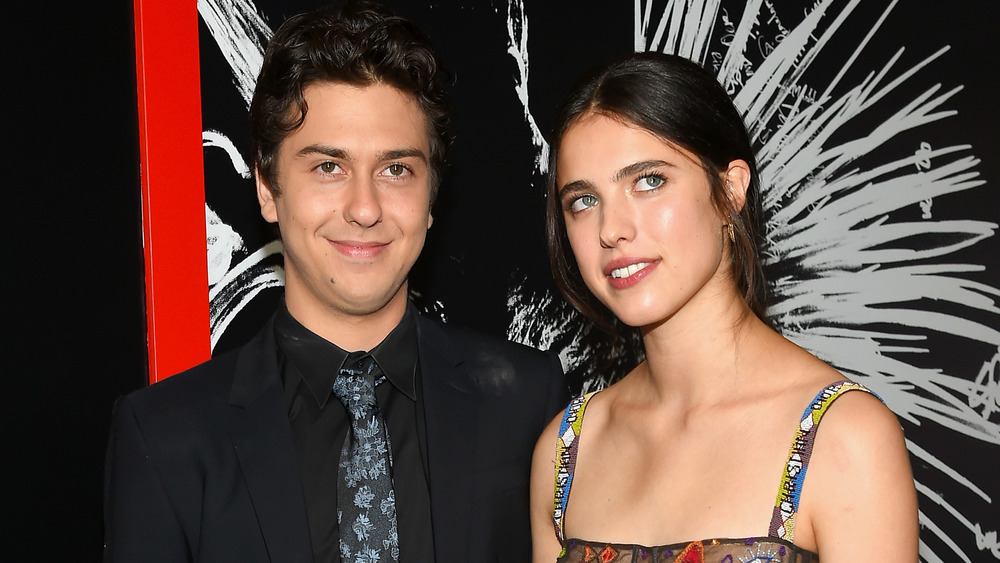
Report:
557,179,596,200
557,159,676,198
611,159,673,183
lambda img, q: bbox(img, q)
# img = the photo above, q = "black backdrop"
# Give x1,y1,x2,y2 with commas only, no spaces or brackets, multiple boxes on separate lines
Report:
7,0,999,561
7,0,146,560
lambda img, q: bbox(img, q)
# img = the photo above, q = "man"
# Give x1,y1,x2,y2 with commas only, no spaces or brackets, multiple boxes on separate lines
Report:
103,2,567,561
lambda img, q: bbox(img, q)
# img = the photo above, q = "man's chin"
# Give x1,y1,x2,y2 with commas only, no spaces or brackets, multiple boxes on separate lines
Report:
330,286,409,319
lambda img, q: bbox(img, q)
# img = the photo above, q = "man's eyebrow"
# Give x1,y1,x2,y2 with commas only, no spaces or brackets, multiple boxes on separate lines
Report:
296,145,349,159
294,146,427,163
377,148,428,163
611,159,674,183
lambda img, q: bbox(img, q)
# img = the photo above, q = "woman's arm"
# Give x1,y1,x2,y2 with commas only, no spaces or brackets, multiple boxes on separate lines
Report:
530,413,565,563
803,391,919,561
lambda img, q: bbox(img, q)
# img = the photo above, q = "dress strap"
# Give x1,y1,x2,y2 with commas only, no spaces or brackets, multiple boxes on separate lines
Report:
552,391,597,542
768,379,881,541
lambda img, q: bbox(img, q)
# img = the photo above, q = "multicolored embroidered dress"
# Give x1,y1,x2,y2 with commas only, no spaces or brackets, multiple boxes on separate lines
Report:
552,380,877,563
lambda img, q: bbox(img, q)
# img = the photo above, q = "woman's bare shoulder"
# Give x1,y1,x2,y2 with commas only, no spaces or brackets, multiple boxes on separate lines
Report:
795,378,918,560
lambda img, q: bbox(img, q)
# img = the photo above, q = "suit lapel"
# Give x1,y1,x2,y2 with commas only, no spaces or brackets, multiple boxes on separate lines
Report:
417,317,479,562
226,320,312,562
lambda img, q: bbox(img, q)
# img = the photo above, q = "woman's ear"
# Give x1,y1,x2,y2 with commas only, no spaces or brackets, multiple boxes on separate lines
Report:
723,160,751,213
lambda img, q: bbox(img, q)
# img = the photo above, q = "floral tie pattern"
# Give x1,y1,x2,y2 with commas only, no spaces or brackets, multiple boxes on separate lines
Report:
332,353,399,562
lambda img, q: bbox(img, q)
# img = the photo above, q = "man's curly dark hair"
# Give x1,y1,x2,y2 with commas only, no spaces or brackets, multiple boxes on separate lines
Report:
248,0,450,200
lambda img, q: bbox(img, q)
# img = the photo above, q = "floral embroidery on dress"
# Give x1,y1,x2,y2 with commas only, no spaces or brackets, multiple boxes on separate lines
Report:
738,539,785,562
675,541,704,563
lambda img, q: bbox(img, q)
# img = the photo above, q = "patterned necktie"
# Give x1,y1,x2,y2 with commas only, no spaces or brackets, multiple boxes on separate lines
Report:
331,352,399,562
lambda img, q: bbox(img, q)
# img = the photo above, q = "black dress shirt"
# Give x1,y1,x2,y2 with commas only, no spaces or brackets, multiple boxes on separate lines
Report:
274,302,433,562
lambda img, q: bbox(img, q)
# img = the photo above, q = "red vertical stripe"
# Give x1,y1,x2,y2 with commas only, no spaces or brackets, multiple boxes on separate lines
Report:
134,0,211,383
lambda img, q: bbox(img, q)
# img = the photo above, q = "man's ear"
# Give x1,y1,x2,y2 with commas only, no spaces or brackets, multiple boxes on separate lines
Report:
723,160,751,213
255,168,279,224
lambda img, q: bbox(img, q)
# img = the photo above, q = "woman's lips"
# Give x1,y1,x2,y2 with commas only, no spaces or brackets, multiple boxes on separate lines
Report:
604,258,658,289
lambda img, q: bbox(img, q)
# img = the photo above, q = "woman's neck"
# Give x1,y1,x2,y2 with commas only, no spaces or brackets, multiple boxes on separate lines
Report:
635,285,762,408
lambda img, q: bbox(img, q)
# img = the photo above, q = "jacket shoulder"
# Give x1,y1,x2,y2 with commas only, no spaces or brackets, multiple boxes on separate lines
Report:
418,315,553,361
121,348,241,414
416,314,566,401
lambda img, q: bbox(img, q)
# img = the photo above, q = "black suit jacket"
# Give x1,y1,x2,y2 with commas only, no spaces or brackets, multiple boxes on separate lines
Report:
104,313,568,562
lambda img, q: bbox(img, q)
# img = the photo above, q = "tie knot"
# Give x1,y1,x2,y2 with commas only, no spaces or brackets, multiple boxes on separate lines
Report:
332,352,381,415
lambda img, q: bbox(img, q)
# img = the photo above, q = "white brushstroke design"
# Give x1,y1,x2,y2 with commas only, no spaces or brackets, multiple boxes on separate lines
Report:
199,0,283,351
507,278,645,394
198,0,270,106
204,130,251,179
506,0,549,174
505,1,998,561
206,204,244,287
971,348,1000,419
208,240,284,351
203,123,283,352
638,0,721,62
507,280,592,374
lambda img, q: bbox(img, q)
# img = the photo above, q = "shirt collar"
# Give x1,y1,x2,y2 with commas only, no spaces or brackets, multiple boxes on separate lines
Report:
368,302,419,400
274,300,419,408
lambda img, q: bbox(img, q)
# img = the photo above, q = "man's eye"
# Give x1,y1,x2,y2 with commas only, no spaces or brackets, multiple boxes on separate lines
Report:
319,162,339,174
386,163,408,176
569,194,598,213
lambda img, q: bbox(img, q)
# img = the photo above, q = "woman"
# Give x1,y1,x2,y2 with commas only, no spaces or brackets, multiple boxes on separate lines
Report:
530,52,918,562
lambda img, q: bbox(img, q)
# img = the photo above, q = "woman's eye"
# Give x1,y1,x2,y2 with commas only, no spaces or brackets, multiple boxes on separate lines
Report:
569,194,598,213
636,174,664,191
